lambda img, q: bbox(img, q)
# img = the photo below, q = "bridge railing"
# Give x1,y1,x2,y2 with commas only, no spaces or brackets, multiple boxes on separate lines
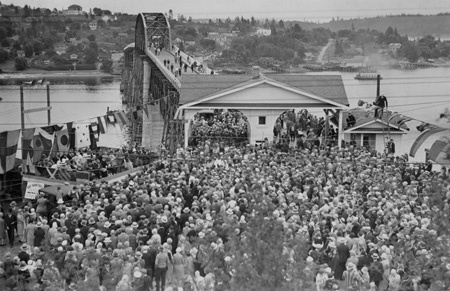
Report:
145,47,181,90
173,45,213,75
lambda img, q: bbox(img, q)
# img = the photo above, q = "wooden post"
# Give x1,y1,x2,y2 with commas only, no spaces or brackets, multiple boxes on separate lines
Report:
46,84,51,125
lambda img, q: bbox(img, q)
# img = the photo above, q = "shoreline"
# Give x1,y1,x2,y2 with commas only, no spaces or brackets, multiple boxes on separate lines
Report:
0,70,117,80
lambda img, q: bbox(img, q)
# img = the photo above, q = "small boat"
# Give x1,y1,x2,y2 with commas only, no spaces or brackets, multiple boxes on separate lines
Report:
355,72,382,80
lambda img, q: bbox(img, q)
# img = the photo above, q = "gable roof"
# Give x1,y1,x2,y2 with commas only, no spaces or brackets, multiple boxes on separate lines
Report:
179,74,349,106
341,108,409,132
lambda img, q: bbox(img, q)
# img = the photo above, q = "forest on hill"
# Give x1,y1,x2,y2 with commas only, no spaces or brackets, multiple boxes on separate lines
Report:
286,14,450,39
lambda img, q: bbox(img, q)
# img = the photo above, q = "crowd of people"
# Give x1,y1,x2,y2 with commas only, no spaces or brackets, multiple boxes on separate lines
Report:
33,144,158,181
0,138,448,291
189,110,249,147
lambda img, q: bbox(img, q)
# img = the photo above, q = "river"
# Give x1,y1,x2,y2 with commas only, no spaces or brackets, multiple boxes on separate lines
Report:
0,76,127,148
1,68,450,161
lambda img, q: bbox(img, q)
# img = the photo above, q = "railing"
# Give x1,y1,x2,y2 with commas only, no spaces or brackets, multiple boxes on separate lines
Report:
145,47,182,90
173,45,213,75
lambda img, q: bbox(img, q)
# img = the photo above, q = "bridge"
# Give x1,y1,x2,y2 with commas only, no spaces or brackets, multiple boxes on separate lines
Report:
122,13,349,154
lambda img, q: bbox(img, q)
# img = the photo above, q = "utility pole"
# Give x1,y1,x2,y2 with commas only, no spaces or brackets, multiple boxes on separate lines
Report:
20,83,52,174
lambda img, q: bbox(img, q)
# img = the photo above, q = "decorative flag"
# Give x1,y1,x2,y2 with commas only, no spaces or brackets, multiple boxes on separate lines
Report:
106,113,116,124
73,121,91,149
409,127,448,157
114,111,129,127
32,126,56,164
416,122,438,132
97,116,107,134
55,124,70,154
396,116,414,129
67,122,76,150
21,128,35,174
428,140,448,161
89,119,100,149
0,130,20,174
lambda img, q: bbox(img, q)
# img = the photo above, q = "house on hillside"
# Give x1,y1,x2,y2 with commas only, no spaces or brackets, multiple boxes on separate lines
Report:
17,50,25,57
64,4,83,15
54,44,67,55
70,54,79,61
388,43,402,56
89,20,98,30
206,32,226,46
99,51,112,61
256,28,271,36
102,14,112,23
334,108,409,153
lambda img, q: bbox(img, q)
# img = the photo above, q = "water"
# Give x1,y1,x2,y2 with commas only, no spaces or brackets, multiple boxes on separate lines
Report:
0,77,128,148
1,67,450,161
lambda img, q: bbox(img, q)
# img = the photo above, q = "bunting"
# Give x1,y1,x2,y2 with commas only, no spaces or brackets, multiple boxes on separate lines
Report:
21,128,35,174
73,121,91,149
409,127,448,157
32,126,56,164
0,130,20,174
54,124,70,154
97,116,107,134
416,122,438,132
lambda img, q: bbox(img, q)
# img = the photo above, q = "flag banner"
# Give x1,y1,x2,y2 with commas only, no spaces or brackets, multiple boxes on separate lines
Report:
53,124,70,154
56,167,73,181
396,116,414,129
114,111,129,127
416,122,438,132
32,127,55,164
106,114,116,124
410,128,448,157
113,112,124,129
67,122,76,150
0,129,20,174
97,116,107,134
73,121,91,149
428,140,448,161
89,119,100,142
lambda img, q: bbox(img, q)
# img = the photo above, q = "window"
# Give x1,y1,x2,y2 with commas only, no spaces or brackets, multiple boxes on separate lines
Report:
362,133,376,150
258,116,266,125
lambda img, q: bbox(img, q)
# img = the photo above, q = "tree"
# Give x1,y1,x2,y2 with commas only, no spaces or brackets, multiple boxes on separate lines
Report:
24,44,33,57
14,57,27,70
101,58,113,73
168,9,173,20
93,7,102,16
398,41,419,62
334,39,344,56
0,27,7,40
270,24,277,36
32,40,45,55
0,49,9,63
44,49,57,58
87,34,96,42
292,56,302,66
278,20,284,29
84,48,98,64
1,38,9,48
199,39,216,51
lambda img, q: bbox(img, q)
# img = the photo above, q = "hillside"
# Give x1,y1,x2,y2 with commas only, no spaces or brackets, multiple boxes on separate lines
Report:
286,15,450,39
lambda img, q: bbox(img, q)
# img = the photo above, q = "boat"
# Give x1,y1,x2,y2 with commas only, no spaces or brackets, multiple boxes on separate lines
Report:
355,72,382,80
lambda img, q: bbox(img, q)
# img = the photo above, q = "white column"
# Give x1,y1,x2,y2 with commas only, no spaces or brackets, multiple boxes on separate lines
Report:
184,118,190,148
338,109,344,148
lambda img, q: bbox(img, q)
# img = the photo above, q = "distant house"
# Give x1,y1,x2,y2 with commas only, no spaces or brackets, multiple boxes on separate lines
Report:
256,28,271,37
101,15,112,23
304,52,314,62
70,54,78,60
98,51,112,61
117,32,129,43
185,41,196,46
54,44,67,55
388,43,402,56
17,50,25,57
174,37,182,43
89,20,98,30
64,4,83,15
206,32,226,46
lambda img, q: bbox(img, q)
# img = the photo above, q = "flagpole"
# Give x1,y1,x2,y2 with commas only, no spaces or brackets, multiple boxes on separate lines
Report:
46,84,51,125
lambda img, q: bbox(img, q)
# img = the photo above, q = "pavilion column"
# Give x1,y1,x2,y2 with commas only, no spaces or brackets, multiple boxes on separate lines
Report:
338,109,344,148
184,119,190,149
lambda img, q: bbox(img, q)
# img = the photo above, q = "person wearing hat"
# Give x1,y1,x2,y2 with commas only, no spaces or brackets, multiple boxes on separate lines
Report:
343,262,361,290
34,222,46,248
4,208,17,247
18,243,30,263
154,245,171,291
334,237,350,280
369,253,384,290
172,247,186,290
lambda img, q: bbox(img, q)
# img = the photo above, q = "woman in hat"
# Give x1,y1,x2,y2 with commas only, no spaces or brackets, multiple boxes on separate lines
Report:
172,247,185,290
116,274,131,291
16,208,25,243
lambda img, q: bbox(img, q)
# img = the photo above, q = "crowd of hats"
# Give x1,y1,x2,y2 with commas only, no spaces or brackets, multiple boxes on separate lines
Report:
0,140,449,290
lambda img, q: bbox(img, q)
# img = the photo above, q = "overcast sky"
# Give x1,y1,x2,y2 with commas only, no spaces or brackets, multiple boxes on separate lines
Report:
3,0,450,21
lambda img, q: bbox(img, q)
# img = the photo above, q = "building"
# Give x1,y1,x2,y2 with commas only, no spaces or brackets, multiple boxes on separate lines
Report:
89,20,98,30
17,50,25,57
388,43,402,56
337,108,409,153
206,32,226,46
63,4,83,15
256,28,271,36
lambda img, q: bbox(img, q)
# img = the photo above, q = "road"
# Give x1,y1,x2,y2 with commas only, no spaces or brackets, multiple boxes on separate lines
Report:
317,39,335,64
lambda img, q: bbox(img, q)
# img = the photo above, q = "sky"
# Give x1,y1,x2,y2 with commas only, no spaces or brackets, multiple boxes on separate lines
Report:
3,0,450,22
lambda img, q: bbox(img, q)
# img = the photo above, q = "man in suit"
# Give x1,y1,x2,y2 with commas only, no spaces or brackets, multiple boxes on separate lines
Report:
4,208,17,247
334,237,350,280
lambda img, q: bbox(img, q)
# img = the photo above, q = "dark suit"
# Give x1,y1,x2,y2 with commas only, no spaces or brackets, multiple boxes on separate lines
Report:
335,242,350,280
4,212,17,246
